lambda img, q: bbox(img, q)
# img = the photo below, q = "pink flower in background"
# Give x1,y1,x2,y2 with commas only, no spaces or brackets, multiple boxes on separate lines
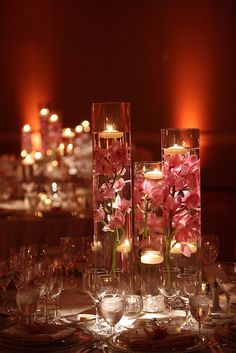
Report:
142,179,154,196
147,213,163,233
181,243,192,257
95,183,115,201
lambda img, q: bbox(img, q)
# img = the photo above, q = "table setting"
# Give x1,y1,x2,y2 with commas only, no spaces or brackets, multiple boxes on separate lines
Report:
0,102,235,353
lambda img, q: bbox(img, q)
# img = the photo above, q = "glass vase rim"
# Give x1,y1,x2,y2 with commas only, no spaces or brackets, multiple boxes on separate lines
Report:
159,267,181,273
161,128,200,132
91,101,131,105
134,161,162,164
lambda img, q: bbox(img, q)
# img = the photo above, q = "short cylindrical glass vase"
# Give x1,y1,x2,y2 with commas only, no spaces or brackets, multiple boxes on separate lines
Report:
161,128,201,270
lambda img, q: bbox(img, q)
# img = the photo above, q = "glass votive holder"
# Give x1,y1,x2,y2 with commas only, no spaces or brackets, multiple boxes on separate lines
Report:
142,294,165,313
124,294,143,316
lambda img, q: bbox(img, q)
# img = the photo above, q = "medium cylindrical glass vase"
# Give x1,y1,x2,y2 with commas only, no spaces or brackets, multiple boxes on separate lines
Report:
91,102,132,274
161,128,201,270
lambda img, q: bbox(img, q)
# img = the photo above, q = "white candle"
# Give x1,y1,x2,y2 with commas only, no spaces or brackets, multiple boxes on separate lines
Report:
141,250,164,265
117,239,131,253
99,125,123,139
144,169,162,180
164,144,187,155
170,241,197,254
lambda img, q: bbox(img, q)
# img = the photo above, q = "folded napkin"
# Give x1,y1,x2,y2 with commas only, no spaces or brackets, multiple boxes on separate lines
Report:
0,323,76,343
128,327,196,350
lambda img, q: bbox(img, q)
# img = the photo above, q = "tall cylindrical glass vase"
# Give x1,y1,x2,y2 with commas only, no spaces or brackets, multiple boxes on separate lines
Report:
91,102,132,275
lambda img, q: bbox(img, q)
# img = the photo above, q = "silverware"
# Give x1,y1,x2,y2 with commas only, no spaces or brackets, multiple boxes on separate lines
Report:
207,335,228,352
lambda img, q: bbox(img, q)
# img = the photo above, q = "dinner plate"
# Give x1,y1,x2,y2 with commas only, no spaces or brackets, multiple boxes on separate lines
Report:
215,321,236,347
0,326,94,351
107,331,208,353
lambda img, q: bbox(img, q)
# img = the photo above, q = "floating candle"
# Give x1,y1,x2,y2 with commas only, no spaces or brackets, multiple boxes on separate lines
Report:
164,144,187,155
91,240,102,252
99,125,123,139
144,169,162,180
141,250,164,265
170,241,197,254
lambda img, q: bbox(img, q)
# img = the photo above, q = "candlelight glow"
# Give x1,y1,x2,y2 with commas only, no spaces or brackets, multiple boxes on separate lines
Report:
49,114,59,122
22,124,32,133
75,125,83,133
40,108,49,116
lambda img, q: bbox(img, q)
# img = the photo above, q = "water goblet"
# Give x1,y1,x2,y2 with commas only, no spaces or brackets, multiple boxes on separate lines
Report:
216,262,236,317
158,267,180,325
176,273,197,329
47,265,63,322
83,267,108,331
189,291,210,334
99,293,125,335
201,234,220,266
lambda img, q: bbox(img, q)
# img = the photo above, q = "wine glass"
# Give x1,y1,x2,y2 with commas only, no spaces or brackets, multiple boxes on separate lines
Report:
99,293,125,335
83,267,108,331
16,287,40,324
189,291,210,334
176,273,197,329
47,265,63,322
216,262,236,316
158,267,180,325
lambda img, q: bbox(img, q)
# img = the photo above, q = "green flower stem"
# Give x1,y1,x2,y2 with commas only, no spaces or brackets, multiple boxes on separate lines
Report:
112,229,119,273
143,197,150,239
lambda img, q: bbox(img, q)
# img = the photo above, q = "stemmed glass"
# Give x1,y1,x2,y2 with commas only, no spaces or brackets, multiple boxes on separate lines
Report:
216,262,236,316
98,274,125,335
158,267,180,325
83,268,108,331
46,265,63,322
176,273,197,329
189,291,210,334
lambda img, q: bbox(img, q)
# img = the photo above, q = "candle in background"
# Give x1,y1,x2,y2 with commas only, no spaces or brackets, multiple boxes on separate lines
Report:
62,128,75,139
144,168,162,180
91,240,102,252
39,107,50,153
164,144,187,155
141,250,164,264
21,124,32,153
22,154,35,182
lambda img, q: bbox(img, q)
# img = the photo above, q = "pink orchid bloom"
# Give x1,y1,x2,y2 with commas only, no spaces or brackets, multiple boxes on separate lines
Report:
114,178,125,192
147,213,163,233
109,141,130,167
94,206,105,222
164,194,182,212
139,234,162,251
105,209,125,230
142,179,154,196
94,158,113,177
185,192,200,209
174,225,189,242
151,187,162,207
181,243,192,257
95,184,115,201
113,195,131,214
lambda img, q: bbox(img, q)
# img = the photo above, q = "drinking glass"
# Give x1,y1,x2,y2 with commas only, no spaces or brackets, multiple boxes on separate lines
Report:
83,268,108,331
100,293,125,335
216,262,236,316
189,291,210,334
158,267,180,325
16,287,40,324
176,273,197,329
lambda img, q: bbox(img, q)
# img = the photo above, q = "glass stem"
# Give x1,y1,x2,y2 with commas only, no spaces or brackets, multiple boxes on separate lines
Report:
95,304,100,329
199,321,201,335
167,298,172,323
